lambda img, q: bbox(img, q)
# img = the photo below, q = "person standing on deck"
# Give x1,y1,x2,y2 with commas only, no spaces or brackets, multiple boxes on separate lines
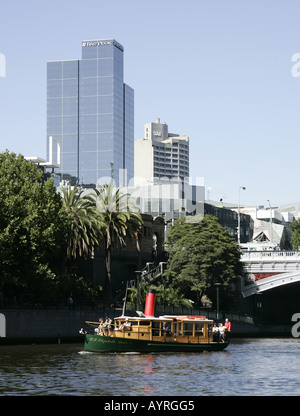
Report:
224,318,231,341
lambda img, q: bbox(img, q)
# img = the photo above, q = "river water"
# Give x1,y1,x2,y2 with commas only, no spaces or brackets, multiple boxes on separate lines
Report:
0,338,299,396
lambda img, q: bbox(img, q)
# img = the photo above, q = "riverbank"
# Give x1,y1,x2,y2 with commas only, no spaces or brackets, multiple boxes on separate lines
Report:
0,309,294,345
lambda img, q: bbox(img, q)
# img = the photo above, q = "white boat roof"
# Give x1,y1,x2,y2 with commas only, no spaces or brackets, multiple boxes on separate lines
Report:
115,315,213,323
163,315,213,323
115,315,173,322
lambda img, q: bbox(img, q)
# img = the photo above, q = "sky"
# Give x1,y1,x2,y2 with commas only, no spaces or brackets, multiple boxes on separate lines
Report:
1,0,300,208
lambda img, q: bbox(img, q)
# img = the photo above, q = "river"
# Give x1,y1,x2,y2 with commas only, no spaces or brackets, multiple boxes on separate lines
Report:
0,338,299,396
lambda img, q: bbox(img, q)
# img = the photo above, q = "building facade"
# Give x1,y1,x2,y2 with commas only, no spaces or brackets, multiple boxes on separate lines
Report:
204,203,253,244
134,118,189,186
47,39,134,187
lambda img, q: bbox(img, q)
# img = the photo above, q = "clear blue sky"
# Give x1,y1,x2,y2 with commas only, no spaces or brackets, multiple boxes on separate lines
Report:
1,0,300,207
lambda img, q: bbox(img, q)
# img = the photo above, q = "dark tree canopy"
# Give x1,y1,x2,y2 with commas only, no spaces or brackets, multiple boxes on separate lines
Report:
0,152,142,304
163,215,243,307
0,151,68,299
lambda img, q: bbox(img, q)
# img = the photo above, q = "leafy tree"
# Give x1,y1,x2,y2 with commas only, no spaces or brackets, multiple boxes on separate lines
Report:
164,215,243,308
92,183,143,301
128,282,193,309
0,151,68,300
290,219,300,250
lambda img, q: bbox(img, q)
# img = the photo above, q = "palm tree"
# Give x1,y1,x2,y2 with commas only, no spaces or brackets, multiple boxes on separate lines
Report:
61,185,103,262
92,183,143,301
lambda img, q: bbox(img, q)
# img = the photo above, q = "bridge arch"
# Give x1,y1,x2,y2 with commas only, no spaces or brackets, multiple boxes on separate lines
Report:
241,250,300,297
242,270,300,297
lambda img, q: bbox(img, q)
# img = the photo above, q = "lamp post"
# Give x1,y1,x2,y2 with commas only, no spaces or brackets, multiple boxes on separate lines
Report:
238,186,246,245
267,199,273,245
215,282,221,320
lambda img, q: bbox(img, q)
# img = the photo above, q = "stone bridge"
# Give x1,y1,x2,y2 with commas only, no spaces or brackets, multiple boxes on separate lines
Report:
241,250,300,297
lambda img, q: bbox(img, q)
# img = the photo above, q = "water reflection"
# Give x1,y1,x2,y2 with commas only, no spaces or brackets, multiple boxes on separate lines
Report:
0,339,300,395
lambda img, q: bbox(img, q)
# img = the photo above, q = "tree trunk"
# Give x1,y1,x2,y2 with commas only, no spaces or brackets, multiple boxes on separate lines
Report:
105,243,113,304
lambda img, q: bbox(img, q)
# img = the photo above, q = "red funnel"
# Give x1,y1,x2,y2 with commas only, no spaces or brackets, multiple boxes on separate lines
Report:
144,289,156,317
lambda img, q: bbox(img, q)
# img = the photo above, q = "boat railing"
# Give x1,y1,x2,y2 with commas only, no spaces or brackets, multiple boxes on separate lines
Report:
91,322,220,344
109,331,222,345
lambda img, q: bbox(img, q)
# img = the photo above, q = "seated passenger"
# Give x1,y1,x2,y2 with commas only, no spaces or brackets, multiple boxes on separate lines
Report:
213,323,219,341
163,322,171,337
165,323,171,335
120,318,132,331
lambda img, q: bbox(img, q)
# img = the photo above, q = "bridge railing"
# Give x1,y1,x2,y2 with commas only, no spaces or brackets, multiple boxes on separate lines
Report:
242,250,300,262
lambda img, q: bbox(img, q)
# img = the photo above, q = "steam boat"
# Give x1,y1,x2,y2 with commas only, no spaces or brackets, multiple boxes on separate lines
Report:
83,289,229,353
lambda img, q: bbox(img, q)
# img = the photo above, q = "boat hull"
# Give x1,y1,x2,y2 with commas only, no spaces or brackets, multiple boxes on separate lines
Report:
84,334,229,353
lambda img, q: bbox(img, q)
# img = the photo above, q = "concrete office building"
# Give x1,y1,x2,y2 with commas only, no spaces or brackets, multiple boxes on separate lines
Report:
134,118,189,186
122,181,205,241
47,39,134,187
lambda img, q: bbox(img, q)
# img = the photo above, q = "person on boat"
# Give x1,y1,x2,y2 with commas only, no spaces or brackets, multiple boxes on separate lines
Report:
104,317,112,336
224,318,231,341
118,318,132,331
224,318,231,332
97,318,104,336
213,323,219,341
218,323,226,342
163,322,171,336
162,322,171,341
123,318,132,331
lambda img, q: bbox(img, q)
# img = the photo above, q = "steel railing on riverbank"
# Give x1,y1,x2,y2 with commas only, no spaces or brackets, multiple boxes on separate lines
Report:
0,299,254,326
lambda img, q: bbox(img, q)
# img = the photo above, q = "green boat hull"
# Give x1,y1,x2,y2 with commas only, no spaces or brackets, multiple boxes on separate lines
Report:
84,334,229,353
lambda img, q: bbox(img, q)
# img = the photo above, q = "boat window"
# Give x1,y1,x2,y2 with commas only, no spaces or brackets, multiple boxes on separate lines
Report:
183,323,193,336
195,323,204,336
129,321,138,326
139,321,150,326
152,321,160,336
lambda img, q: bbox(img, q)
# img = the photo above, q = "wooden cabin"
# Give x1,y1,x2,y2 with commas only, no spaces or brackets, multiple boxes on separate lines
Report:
112,315,214,344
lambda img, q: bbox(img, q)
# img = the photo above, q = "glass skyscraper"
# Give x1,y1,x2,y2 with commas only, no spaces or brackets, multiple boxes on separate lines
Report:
47,39,134,187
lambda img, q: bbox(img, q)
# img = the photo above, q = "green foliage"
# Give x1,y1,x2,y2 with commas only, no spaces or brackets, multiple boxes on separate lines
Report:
128,282,193,309
0,151,69,299
164,215,243,306
91,183,143,300
291,219,300,250
54,273,102,301
92,183,143,249
60,185,104,260
0,152,143,304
